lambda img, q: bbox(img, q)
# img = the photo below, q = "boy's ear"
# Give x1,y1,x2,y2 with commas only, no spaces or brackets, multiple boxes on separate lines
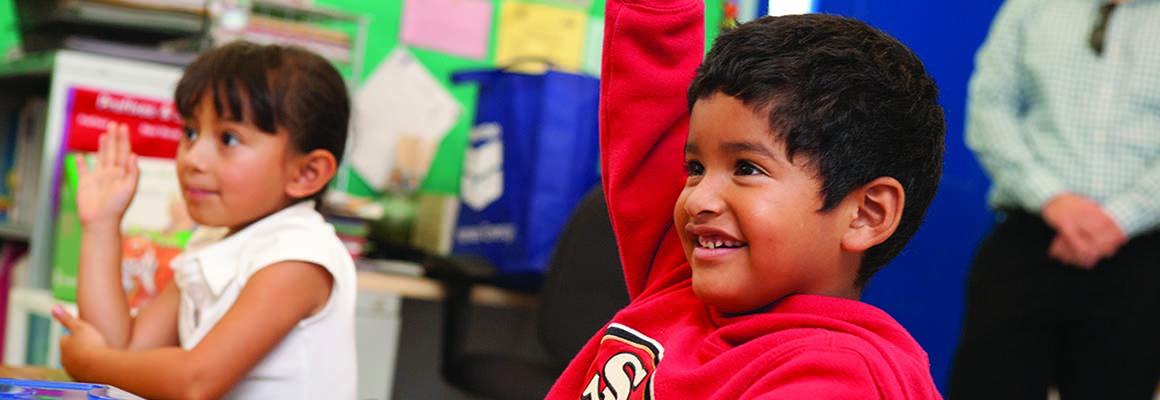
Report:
285,149,337,199
840,177,904,252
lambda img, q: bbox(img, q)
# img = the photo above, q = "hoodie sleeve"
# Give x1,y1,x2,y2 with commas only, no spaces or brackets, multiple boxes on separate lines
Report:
601,0,704,299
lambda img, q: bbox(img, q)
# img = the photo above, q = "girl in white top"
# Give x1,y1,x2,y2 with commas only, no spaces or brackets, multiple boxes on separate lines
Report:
52,41,357,399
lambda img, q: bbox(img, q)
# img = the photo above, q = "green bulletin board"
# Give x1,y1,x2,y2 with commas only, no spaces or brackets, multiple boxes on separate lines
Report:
0,0,724,198
0,0,18,60
314,0,723,198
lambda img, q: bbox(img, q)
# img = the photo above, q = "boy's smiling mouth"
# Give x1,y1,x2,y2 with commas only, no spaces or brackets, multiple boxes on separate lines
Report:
697,236,746,249
691,235,747,263
685,226,748,261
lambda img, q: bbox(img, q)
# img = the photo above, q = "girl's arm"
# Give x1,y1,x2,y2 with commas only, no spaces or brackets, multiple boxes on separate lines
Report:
124,283,180,350
57,261,333,400
74,122,139,348
601,0,704,298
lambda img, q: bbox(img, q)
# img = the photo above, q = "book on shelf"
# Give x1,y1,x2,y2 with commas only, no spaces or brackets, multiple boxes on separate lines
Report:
55,36,200,66
0,242,29,360
95,0,207,14
213,14,354,64
209,0,362,68
14,0,207,54
0,99,20,223
248,14,351,46
0,98,47,227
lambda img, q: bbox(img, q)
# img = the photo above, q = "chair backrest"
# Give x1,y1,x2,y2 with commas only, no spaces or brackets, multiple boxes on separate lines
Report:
536,186,629,365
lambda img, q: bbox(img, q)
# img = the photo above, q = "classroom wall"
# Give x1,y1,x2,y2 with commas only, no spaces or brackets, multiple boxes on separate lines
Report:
814,0,1004,392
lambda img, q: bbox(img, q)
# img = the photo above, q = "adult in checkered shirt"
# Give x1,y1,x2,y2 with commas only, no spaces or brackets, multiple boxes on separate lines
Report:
949,0,1160,399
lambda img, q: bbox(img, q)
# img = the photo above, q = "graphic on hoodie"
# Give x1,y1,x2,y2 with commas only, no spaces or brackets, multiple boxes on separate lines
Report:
581,324,665,400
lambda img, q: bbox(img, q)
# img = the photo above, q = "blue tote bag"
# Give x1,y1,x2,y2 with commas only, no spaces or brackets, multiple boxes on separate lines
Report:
451,69,601,288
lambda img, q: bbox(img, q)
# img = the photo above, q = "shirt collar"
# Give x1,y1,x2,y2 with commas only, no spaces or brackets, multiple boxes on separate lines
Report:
173,200,318,296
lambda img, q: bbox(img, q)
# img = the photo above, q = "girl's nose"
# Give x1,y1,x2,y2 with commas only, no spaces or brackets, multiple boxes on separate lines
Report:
178,134,210,172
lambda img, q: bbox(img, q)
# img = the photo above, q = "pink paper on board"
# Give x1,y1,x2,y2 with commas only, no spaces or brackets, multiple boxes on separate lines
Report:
401,0,494,60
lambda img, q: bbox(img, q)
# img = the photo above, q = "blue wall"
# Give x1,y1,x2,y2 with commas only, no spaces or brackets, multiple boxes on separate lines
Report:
813,0,1004,392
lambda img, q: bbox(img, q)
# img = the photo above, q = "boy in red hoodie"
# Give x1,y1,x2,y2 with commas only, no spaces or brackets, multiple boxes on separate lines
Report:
545,0,945,399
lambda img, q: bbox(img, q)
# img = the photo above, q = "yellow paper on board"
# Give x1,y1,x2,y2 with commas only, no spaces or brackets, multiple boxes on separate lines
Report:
494,2,588,73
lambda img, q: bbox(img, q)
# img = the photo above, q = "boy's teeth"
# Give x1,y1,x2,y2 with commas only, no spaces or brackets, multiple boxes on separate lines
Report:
698,236,739,249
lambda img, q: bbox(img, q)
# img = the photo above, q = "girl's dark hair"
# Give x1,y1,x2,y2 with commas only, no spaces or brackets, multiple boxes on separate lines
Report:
687,14,946,288
174,41,350,203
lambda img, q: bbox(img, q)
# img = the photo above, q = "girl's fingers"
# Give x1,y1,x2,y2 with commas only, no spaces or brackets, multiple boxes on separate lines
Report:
99,127,113,167
95,122,137,174
111,123,124,167
126,154,139,180
110,123,122,167
51,305,79,330
74,154,89,176
117,123,132,168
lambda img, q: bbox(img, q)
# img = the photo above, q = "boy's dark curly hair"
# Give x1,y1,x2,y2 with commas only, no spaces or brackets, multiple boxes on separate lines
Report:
175,41,350,204
687,14,946,287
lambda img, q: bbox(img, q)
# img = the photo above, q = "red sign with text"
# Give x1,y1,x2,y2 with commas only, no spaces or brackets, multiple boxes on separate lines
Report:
65,87,184,159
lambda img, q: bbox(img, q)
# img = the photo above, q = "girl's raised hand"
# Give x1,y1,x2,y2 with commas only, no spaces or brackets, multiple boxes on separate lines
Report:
76,122,140,228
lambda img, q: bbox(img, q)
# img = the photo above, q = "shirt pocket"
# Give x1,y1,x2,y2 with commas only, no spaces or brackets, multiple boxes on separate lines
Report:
1122,11,1160,112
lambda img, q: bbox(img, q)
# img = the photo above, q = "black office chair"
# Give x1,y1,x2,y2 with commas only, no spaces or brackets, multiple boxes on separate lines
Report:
423,186,628,400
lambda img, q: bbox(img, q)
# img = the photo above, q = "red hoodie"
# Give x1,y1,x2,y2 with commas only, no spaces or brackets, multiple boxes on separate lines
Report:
545,0,943,399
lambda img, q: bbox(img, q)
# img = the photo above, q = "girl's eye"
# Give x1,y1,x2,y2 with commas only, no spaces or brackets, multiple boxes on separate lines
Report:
735,161,763,176
221,132,241,146
684,160,704,176
182,127,198,141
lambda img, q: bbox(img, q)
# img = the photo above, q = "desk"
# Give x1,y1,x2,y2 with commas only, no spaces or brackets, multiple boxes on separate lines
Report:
352,268,537,400
3,267,538,400
355,269,538,307
0,365,69,381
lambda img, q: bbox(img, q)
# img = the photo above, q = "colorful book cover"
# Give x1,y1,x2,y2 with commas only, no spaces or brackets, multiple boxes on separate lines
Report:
0,104,19,221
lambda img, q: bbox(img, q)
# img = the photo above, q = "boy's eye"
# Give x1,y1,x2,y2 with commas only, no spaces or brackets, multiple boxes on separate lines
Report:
182,127,198,141
684,160,704,176
221,131,241,146
734,161,764,176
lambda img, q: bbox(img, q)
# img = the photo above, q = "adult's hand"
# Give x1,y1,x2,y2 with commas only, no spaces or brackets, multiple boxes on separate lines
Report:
1041,193,1126,269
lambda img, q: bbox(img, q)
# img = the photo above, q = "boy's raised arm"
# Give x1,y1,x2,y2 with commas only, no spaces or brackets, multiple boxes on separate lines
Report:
601,0,704,298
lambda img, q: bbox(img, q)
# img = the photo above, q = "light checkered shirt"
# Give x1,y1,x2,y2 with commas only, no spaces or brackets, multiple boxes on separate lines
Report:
966,0,1160,237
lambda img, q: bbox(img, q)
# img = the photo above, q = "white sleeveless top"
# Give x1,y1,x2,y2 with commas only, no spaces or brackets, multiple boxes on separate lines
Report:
169,201,357,399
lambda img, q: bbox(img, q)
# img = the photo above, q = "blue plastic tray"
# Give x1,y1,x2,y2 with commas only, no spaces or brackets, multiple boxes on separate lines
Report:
0,378,144,399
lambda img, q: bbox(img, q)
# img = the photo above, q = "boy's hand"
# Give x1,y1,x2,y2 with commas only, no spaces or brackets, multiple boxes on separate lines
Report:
52,304,108,373
76,122,139,229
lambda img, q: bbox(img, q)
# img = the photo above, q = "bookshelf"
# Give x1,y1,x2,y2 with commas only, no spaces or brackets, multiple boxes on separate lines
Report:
0,50,184,291
12,0,206,56
211,0,369,86
0,224,29,240
0,51,51,286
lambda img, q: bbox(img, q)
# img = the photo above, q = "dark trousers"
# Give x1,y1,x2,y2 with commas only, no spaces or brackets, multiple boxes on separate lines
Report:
948,210,1160,399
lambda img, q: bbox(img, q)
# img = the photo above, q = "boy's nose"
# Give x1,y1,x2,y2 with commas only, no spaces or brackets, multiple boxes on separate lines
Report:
683,179,725,217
